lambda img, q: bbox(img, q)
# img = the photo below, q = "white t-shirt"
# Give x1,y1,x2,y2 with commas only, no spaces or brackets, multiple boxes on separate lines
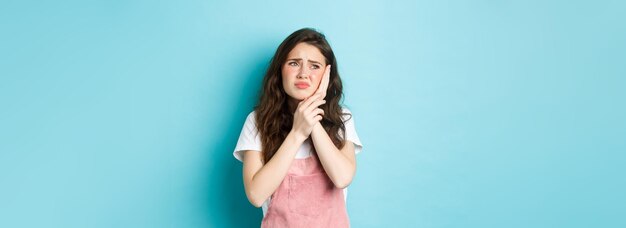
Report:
233,107,363,217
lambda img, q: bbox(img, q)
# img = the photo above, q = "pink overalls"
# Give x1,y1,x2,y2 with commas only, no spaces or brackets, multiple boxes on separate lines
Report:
261,152,350,228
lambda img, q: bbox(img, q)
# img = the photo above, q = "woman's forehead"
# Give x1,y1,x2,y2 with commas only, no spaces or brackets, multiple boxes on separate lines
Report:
287,43,325,62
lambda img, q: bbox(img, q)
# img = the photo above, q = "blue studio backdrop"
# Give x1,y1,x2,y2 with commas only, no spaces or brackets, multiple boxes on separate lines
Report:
1,0,625,227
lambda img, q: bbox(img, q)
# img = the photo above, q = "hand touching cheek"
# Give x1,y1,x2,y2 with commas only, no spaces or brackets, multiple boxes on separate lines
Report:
291,93,326,140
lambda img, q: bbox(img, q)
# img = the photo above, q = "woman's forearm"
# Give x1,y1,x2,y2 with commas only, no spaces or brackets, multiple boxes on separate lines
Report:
247,131,305,207
310,123,356,189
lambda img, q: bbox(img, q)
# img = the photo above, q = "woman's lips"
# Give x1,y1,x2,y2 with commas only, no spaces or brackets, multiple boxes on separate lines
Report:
295,82,310,89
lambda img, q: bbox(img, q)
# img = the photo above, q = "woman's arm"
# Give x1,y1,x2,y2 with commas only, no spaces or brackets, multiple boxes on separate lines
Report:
306,64,356,188
242,131,306,207
310,123,356,189
242,93,325,207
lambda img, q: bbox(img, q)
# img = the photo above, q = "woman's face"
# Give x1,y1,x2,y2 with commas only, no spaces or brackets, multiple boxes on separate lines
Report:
282,42,326,101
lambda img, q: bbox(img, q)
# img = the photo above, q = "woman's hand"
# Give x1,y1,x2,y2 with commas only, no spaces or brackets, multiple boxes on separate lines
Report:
291,65,331,141
292,93,326,141
313,65,331,99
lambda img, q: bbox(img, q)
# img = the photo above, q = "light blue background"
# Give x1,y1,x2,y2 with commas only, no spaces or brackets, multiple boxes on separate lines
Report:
1,0,625,227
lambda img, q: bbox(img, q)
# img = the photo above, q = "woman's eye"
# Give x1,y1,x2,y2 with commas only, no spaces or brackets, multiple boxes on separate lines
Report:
288,62,298,66
311,65,320,69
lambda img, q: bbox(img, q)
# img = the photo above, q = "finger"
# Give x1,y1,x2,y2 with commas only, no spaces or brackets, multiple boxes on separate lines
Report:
311,108,324,117
323,64,330,77
326,65,331,78
314,115,323,122
305,99,326,114
313,65,330,94
303,93,321,108
307,92,323,101
308,108,324,121
311,108,324,120
301,93,323,109
319,65,331,94
325,65,331,80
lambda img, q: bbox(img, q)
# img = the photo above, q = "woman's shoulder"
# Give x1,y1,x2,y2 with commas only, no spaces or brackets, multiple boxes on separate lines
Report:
341,106,353,114
244,110,258,126
246,110,256,119
340,106,355,123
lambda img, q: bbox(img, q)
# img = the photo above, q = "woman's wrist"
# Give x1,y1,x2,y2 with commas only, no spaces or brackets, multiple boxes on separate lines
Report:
289,129,307,144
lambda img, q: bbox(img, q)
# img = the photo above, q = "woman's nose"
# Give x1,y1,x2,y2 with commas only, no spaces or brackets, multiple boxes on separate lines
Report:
297,67,310,79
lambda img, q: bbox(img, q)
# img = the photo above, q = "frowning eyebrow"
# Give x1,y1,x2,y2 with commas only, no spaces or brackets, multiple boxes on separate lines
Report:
286,58,322,65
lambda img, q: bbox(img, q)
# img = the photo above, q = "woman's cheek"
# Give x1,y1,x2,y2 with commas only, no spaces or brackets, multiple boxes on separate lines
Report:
312,74,321,86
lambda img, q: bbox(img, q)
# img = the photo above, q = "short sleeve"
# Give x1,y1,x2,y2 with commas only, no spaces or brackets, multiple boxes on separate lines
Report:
342,108,363,155
233,112,262,162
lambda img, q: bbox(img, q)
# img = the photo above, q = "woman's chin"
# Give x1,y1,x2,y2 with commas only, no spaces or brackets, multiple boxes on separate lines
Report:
289,91,313,101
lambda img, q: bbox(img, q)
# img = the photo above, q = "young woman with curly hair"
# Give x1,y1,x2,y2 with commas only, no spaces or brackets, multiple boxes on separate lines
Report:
233,28,362,227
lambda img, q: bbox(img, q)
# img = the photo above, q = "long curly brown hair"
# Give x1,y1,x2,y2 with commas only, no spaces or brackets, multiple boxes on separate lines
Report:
255,28,350,164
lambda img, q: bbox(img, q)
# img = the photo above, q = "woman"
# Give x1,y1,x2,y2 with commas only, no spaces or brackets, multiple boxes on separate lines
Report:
233,28,362,227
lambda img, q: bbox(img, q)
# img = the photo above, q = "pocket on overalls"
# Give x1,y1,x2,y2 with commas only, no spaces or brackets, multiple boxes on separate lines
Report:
287,172,336,216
